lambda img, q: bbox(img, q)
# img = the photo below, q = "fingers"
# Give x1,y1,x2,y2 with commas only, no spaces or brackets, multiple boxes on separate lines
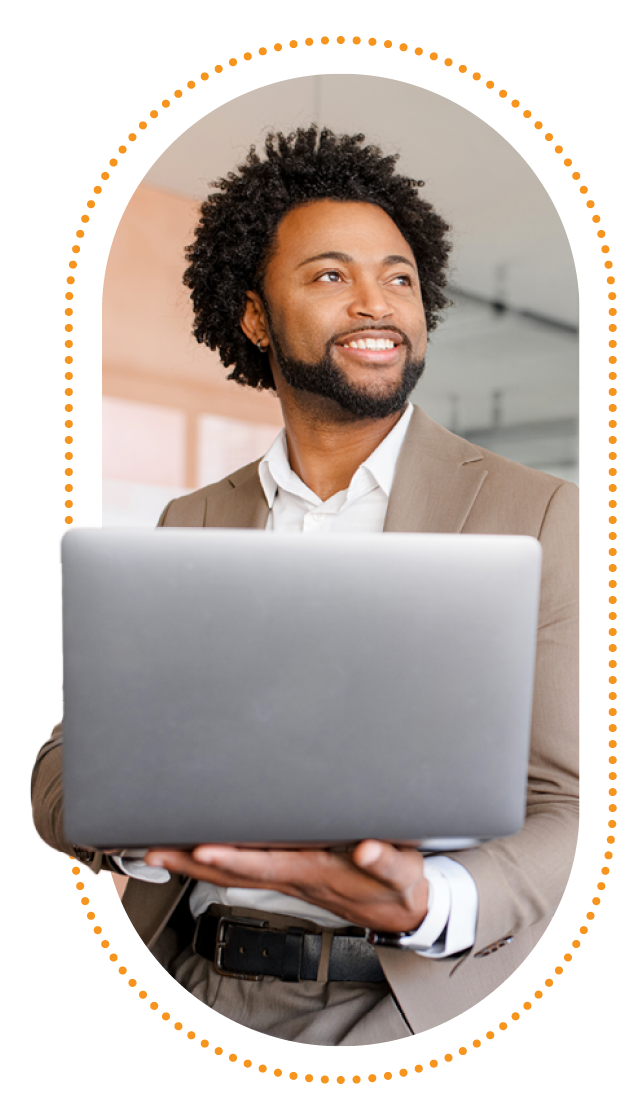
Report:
352,840,423,893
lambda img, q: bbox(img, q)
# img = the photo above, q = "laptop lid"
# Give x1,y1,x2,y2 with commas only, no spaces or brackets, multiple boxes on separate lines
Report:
61,529,541,850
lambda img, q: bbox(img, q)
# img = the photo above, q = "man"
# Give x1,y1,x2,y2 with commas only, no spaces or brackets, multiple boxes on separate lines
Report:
32,126,578,1045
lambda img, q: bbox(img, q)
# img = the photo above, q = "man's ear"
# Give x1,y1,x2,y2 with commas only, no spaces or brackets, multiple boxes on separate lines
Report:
241,290,270,352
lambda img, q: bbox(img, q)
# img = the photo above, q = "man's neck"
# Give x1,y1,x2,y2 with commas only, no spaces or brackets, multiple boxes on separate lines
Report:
278,391,408,502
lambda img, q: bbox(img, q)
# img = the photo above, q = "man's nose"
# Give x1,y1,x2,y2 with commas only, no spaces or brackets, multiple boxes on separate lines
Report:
347,276,393,321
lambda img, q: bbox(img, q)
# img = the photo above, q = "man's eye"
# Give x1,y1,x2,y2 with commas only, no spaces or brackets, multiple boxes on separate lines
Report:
317,271,342,282
390,274,411,286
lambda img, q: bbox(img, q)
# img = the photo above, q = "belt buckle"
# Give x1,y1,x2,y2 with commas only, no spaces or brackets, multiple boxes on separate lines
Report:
213,917,263,982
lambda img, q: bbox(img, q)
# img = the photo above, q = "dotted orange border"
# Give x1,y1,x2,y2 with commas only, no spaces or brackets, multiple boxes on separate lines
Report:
63,37,618,1081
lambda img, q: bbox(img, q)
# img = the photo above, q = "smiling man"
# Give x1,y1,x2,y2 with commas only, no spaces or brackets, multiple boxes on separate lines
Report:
32,127,578,1045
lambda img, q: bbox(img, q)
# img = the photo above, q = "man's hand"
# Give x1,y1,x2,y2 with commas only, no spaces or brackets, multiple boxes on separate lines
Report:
145,841,428,933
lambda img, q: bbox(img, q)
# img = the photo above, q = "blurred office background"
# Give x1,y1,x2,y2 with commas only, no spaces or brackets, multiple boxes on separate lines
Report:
103,75,578,526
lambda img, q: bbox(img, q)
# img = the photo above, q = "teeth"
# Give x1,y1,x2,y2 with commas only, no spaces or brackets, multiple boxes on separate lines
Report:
343,338,397,350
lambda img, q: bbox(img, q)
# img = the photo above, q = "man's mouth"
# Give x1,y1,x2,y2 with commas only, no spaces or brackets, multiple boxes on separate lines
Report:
334,330,404,362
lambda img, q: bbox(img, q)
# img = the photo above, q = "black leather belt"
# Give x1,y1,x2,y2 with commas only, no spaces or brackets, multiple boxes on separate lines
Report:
194,910,386,984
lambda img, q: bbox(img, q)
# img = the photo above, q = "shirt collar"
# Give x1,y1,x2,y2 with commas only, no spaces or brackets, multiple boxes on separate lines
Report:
258,402,414,510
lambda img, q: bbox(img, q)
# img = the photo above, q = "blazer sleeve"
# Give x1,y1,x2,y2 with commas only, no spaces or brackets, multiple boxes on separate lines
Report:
31,723,108,874
449,481,579,951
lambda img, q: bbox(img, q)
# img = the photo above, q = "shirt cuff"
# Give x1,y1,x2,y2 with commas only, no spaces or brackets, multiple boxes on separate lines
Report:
110,849,172,884
396,855,478,958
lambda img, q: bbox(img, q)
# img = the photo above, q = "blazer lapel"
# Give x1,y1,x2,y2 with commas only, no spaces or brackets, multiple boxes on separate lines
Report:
384,406,487,534
204,462,269,529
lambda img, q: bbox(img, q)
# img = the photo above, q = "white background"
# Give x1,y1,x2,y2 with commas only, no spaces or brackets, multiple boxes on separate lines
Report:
3,1,637,1116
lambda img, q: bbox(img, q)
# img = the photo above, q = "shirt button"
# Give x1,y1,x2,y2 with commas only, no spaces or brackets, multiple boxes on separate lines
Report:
312,512,324,521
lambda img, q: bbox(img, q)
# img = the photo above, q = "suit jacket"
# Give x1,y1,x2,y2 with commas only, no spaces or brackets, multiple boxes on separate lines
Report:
32,406,578,1035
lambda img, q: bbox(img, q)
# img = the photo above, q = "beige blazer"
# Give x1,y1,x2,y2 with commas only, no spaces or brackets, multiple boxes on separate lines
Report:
32,406,578,1035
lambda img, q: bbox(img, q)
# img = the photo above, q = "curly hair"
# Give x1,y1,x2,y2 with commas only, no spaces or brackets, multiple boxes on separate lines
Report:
183,125,451,391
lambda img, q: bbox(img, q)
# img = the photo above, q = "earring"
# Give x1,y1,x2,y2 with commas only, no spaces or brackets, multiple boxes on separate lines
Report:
256,339,267,353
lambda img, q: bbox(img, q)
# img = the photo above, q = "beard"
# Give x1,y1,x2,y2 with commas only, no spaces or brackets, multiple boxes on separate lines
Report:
267,320,426,422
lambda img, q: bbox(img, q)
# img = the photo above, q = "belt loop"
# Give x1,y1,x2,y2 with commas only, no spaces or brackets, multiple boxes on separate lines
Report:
316,930,334,984
282,928,304,982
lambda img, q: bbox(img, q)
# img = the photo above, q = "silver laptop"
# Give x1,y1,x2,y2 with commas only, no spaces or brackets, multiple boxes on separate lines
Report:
61,529,541,851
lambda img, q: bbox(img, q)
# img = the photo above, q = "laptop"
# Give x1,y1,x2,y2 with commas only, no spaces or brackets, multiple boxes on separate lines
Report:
61,528,541,851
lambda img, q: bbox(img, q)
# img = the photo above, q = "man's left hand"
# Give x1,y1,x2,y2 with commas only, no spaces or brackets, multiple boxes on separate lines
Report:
145,840,428,933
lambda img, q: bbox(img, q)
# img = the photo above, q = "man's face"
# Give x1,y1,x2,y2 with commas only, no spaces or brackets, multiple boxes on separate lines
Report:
260,200,428,420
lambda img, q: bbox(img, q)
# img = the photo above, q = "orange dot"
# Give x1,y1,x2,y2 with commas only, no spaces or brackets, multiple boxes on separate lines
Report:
368,1074,376,1082
368,38,376,46
201,72,209,80
472,72,480,80
415,47,423,55
305,1074,313,1082
72,866,80,875
534,121,542,129
80,898,88,905
109,158,118,167
535,991,543,999
229,1054,237,1063
259,1064,266,1072
101,940,109,948
128,134,136,142
150,1002,158,1010
118,966,126,974
214,1047,222,1055
415,1064,423,1072
430,1060,438,1068
244,1060,251,1068
499,1022,507,1030
400,43,408,51
431,52,439,60
71,247,80,254
201,1040,209,1048
162,1012,170,1020
259,46,268,54
486,80,494,88
580,186,588,193
139,991,147,999
445,57,453,66
128,979,137,987
499,89,507,97
337,36,345,45
545,978,554,987
523,110,531,118
444,1054,453,1062
174,90,182,98
161,100,170,108
384,40,392,48
523,1002,532,1010
188,1032,196,1040
400,1067,409,1075
353,36,361,44
64,516,73,524
322,37,329,45
459,64,467,72
215,65,223,73
289,1072,298,1081
352,1075,361,1084
486,1031,495,1039
512,99,520,107
511,1012,520,1020
321,1075,329,1083
384,1071,392,1079
187,81,195,88
244,52,252,60
274,1069,282,1077
101,172,109,180
473,1040,481,1048
174,1023,183,1031
229,58,237,66
459,1048,467,1055
304,39,312,47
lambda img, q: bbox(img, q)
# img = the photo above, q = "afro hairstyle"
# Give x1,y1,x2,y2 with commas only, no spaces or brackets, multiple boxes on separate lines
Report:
183,125,451,391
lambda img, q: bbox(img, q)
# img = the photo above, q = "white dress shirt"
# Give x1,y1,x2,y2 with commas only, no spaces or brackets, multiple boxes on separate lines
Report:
116,403,478,957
